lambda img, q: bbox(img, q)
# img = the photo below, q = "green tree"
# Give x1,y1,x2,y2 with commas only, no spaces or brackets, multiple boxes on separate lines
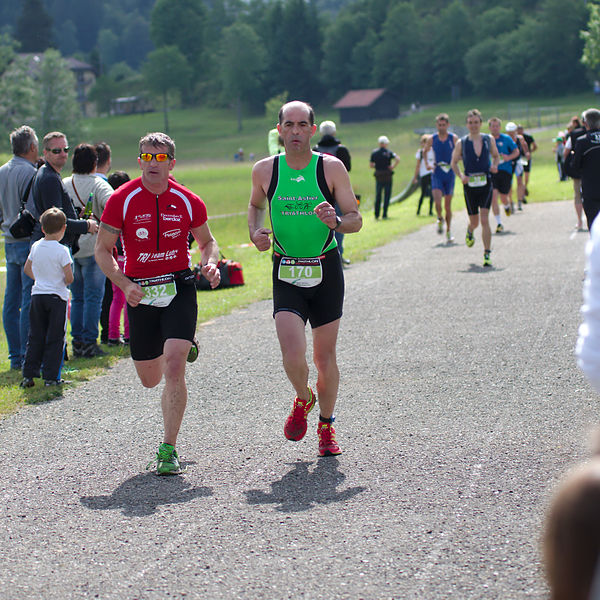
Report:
150,0,205,82
15,0,54,52
0,55,37,140
36,49,82,138
142,46,192,134
321,13,367,101
350,29,378,91
97,29,120,70
0,33,17,76
521,0,587,94
372,3,422,100
219,22,266,131
581,2,600,78
429,0,472,97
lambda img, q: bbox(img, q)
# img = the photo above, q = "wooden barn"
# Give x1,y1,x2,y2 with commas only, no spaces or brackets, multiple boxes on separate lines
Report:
333,89,399,123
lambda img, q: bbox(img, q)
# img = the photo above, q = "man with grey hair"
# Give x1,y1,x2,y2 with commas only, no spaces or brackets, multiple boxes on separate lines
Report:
313,120,352,264
573,108,600,229
0,125,39,370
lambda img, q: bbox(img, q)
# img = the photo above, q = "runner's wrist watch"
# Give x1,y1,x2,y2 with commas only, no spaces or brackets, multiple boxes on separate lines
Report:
333,215,342,231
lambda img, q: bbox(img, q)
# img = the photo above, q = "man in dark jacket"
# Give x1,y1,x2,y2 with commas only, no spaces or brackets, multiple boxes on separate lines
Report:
29,131,97,249
313,120,352,264
573,108,600,230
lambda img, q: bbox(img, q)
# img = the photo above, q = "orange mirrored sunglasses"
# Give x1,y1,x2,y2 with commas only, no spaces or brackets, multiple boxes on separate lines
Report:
139,153,172,162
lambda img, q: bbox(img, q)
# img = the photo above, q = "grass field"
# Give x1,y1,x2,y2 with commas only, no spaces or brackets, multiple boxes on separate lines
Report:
0,93,593,414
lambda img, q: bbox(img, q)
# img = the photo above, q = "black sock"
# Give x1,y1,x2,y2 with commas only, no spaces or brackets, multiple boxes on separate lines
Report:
319,415,335,424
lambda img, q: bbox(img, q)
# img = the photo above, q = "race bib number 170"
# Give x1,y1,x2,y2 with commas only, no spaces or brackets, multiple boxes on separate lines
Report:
278,257,323,288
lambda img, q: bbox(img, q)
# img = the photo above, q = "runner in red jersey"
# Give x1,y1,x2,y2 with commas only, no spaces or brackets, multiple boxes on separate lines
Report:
95,132,220,475
101,175,208,278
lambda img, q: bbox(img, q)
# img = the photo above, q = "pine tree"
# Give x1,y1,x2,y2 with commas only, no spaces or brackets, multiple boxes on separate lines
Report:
14,0,54,53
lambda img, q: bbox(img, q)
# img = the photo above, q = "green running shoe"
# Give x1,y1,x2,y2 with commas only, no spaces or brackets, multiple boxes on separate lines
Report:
465,229,475,247
147,442,182,475
483,251,492,267
187,337,199,363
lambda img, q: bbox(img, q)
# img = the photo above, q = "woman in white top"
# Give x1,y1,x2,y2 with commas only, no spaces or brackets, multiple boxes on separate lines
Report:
413,135,435,216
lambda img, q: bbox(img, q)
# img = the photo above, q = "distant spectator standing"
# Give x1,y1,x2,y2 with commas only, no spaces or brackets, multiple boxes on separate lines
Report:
412,134,434,216
95,142,111,180
20,208,73,388
106,170,131,345
63,143,114,358
554,132,567,182
564,116,587,230
573,108,600,230
370,135,399,220
313,120,353,264
0,125,39,370
516,124,537,199
96,142,112,343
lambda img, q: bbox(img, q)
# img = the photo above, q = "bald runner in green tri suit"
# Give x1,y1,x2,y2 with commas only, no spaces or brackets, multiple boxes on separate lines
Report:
248,101,362,457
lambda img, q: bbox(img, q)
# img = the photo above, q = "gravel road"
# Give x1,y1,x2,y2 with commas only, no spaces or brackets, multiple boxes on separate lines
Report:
0,200,595,599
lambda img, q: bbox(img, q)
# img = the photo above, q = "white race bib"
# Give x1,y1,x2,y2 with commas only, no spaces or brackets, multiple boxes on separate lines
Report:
278,257,323,288
437,162,452,173
467,173,487,188
135,274,177,307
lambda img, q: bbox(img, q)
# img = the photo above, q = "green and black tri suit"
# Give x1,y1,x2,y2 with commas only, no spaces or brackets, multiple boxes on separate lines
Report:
267,152,338,258
267,152,344,328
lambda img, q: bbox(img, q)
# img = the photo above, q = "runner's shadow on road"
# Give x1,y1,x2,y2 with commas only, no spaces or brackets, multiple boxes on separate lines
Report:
244,459,366,513
460,264,505,274
80,466,212,517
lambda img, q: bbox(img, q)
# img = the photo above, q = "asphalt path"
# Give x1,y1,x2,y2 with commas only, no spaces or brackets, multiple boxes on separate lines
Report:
0,200,596,599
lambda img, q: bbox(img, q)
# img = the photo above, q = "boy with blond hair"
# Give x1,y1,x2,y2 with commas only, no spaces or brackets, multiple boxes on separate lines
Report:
21,207,73,388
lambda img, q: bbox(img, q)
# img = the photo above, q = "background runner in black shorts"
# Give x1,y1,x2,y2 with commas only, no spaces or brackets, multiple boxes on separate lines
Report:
464,180,493,215
491,171,512,195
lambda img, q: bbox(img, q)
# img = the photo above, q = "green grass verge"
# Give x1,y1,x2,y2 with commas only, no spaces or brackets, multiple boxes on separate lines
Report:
0,94,585,416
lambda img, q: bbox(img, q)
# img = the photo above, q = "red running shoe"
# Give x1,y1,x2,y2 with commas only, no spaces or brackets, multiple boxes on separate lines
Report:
284,387,316,441
318,421,342,456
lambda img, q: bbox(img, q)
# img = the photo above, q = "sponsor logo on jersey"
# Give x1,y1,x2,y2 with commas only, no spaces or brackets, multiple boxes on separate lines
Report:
290,175,305,183
161,213,182,222
134,213,152,224
136,227,149,240
137,250,178,263
163,228,181,239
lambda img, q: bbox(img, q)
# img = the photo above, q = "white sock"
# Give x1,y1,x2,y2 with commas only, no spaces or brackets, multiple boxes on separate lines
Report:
495,214,502,225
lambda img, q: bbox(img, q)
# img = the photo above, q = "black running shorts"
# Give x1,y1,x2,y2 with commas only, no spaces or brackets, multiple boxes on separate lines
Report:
272,248,344,328
491,170,512,195
464,180,493,216
127,277,197,361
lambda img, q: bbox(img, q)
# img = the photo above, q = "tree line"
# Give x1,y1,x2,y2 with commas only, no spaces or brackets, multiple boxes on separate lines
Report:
0,0,596,141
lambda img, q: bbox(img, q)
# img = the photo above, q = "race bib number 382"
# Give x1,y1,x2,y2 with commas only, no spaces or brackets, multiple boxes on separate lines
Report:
278,257,323,288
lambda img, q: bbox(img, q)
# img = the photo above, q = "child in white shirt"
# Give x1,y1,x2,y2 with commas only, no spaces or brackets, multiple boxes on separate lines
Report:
21,207,73,387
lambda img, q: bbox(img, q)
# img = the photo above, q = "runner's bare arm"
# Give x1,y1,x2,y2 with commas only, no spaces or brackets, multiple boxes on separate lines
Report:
248,158,273,252
451,139,468,184
489,136,500,173
319,156,362,234
95,223,144,307
191,223,220,289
